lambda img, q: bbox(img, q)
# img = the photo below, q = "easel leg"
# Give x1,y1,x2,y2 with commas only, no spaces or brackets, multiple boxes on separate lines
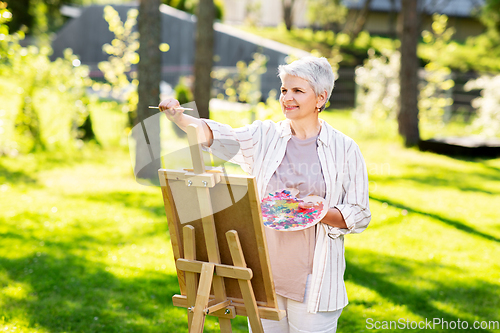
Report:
212,274,233,333
218,317,233,333
183,226,198,331
191,263,215,333
226,230,264,333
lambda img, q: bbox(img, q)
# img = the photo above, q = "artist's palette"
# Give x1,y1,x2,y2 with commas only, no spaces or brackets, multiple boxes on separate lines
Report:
261,189,328,231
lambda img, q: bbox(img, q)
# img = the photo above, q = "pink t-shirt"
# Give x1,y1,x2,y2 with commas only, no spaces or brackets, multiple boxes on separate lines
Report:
265,133,326,302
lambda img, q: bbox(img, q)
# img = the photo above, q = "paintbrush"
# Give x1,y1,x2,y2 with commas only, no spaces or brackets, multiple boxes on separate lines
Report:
148,106,193,110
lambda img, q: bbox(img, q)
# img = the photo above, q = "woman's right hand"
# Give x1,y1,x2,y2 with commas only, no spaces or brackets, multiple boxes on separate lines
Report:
158,98,183,123
157,97,214,146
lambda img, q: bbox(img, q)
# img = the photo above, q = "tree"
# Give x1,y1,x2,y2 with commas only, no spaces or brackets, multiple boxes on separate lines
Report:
137,0,161,123
480,0,500,33
282,0,296,31
193,0,215,119
4,0,70,34
135,0,162,182
398,0,421,147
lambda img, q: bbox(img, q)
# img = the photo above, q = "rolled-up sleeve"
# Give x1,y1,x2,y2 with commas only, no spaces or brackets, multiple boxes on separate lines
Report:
202,119,262,175
333,143,371,235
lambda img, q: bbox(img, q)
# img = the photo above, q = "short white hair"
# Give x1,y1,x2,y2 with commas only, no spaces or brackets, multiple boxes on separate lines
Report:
278,56,335,111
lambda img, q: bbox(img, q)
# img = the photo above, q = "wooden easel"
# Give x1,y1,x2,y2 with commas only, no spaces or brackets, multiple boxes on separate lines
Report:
159,124,284,333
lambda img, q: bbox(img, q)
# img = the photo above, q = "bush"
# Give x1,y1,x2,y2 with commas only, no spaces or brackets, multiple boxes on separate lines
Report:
0,2,93,154
464,74,500,137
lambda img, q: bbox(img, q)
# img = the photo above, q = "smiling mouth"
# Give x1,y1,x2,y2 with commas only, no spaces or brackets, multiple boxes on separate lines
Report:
284,106,298,111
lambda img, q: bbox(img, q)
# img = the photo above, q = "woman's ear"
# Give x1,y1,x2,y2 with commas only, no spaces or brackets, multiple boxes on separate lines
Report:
316,90,328,108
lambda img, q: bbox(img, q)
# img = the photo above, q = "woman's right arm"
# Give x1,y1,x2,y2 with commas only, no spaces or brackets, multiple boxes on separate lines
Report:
158,98,213,147
160,97,267,175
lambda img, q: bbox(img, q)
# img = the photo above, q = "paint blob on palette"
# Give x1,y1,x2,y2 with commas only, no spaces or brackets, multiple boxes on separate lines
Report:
261,189,328,231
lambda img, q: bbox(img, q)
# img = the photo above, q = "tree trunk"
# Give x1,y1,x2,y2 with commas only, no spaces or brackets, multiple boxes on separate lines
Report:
135,0,162,183
282,0,295,31
194,0,215,120
398,0,420,147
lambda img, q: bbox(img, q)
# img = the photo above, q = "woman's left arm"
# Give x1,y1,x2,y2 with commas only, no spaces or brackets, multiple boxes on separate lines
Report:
320,207,348,229
325,144,371,234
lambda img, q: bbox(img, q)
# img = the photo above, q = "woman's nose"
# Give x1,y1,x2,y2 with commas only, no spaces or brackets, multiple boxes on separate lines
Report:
282,92,293,101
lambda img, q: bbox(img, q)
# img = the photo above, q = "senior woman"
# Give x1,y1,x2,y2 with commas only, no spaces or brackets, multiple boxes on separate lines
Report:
159,56,371,333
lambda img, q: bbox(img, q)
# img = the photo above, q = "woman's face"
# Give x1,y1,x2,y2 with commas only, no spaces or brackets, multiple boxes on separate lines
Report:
279,75,324,121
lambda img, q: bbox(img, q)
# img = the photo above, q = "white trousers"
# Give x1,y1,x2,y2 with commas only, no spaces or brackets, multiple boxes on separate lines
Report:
249,275,343,333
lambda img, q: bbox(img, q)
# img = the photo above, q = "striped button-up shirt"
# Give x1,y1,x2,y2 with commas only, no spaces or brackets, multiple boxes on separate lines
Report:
203,117,371,313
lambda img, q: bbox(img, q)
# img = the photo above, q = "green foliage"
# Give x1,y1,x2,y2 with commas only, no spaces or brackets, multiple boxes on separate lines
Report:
354,15,464,135
212,52,268,122
255,89,284,122
242,25,402,68
418,12,500,73
354,48,400,121
174,77,193,105
418,14,455,130
0,1,25,67
212,53,267,104
0,2,93,154
4,0,69,34
1,48,93,153
306,0,347,31
97,5,170,128
97,5,140,127
242,24,500,73
479,0,500,32
170,77,193,137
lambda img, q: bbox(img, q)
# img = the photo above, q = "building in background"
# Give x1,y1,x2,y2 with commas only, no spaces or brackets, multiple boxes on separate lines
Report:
222,0,485,41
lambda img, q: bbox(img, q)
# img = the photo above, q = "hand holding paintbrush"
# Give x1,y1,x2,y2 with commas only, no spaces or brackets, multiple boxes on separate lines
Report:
153,99,193,123
154,98,214,146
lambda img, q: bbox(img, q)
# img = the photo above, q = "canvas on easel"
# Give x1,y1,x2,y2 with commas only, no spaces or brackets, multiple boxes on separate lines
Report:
159,124,284,333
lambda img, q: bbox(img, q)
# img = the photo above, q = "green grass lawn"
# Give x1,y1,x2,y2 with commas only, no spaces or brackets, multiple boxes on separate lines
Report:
1,109,499,332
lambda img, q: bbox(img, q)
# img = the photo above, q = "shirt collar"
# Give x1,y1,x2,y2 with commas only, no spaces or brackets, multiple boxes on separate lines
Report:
318,119,329,147
279,119,293,138
280,118,330,147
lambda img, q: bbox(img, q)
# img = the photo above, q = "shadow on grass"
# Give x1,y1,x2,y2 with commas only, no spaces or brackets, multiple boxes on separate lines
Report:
370,195,500,243
342,249,499,332
77,190,167,219
0,219,248,332
0,252,189,332
0,160,38,186
0,146,126,186
370,162,500,196
480,161,500,174
0,223,226,333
